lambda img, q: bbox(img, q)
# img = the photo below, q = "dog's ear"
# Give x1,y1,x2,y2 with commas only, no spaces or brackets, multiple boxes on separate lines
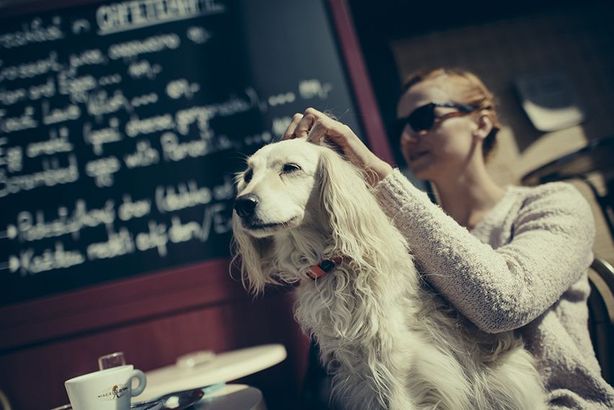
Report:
231,215,274,295
317,148,388,263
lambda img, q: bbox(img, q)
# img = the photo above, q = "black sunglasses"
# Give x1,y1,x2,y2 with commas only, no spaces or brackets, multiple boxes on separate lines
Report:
397,102,477,133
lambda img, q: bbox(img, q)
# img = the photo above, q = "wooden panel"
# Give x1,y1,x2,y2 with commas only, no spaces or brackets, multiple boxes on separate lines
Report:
0,259,243,350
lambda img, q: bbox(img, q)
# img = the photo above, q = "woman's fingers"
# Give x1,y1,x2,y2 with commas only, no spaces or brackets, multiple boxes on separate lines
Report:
305,120,328,145
282,107,329,140
280,108,392,185
282,113,304,140
293,110,318,138
282,108,322,140
303,108,342,142
282,107,352,148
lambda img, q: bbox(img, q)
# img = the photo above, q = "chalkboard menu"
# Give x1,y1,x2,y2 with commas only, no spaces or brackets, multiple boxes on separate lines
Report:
0,0,364,306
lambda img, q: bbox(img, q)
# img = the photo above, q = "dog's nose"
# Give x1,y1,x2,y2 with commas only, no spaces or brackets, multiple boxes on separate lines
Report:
234,193,259,218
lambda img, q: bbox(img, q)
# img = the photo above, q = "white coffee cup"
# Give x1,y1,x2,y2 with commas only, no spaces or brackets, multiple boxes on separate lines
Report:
64,364,147,410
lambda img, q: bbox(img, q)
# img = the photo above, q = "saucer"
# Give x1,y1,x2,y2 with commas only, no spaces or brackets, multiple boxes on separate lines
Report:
132,388,204,409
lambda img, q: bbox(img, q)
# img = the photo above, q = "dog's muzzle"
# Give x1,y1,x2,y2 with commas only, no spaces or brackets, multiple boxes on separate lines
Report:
234,193,259,218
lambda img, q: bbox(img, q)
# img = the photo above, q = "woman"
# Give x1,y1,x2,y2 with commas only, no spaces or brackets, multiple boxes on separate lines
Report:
287,68,614,409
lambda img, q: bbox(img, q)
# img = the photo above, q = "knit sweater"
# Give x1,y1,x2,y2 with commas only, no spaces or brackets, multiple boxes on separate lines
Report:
374,169,614,409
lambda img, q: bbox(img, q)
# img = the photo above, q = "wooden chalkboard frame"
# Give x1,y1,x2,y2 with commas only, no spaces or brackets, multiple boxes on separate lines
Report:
0,0,393,353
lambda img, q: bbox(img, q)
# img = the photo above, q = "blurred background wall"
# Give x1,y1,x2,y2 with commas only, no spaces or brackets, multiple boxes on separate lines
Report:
350,0,614,263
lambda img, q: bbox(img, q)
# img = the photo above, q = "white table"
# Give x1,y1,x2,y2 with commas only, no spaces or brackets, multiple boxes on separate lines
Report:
139,344,287,402
193,384,266,410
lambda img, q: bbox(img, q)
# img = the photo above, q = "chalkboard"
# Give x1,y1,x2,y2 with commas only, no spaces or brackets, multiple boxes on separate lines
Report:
0,0,365,306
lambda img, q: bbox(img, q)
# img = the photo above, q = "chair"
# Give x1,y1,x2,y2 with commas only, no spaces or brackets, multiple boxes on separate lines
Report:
0,389,11,410
520,135,614,239
587,257,614,385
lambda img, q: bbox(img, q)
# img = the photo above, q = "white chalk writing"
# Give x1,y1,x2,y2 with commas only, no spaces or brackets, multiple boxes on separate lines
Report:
186,26,211,44
26,127,73,158
0,17,64,49
13,199,115,242
68,49,106,71
160,132,211,162
85,156,121,187
42,101,81,125
126,113,175,137
108,33,180,60
87,89,128,117
166,78,199,99
124,140,160,168
0,106,38,133
0,52,62,82
127,60,162,79
57,72,97,102
72,19,91,35
0,139,23,172
29,77,56,100
268,92,295,106
135,220,167,256
83,118,122,155
168,203,230,243
299,79,333,99
0,3,340,285
97,0,225,35
131,92,158,107
0,87,27,105
10,243,85,276
0,155,79,198
118,195,151,221
87,226,135,260
155,179,212,212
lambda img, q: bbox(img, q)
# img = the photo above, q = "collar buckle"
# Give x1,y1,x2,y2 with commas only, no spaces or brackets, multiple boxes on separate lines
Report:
307,256,343,280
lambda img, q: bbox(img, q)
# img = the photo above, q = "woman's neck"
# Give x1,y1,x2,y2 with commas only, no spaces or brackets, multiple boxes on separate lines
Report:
432,167,506,229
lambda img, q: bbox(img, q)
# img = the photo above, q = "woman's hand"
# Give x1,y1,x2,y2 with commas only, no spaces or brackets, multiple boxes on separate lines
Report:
282,107,393,185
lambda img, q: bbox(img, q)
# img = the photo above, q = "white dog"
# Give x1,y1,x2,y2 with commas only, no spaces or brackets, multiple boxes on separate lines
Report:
231,138,546,410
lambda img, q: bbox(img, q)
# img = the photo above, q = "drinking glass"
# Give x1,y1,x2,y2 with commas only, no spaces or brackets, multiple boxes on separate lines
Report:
97,352,126,370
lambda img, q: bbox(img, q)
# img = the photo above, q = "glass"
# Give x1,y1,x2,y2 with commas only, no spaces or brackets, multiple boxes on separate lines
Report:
397,102,476,133
97,352,126,370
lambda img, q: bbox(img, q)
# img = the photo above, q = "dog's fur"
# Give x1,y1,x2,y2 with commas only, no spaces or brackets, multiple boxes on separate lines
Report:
232,138,546,410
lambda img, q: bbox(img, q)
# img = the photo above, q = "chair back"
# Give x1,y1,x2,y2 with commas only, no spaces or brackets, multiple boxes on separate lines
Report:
587,257,614,385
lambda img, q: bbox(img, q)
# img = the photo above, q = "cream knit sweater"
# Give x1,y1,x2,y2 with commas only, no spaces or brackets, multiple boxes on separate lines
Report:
374,169,614,409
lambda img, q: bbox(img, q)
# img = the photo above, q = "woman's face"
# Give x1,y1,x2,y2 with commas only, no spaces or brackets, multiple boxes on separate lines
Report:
397,78,480,182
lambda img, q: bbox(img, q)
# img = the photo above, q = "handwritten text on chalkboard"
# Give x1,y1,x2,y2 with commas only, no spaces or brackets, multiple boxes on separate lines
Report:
0,0,358,305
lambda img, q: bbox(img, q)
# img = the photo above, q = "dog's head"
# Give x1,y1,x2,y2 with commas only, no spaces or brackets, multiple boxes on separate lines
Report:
232,138,402,294
233,138,324,239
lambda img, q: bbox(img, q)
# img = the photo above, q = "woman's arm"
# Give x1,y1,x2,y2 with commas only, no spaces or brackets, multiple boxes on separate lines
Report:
376,169,596,333
283,108,595,333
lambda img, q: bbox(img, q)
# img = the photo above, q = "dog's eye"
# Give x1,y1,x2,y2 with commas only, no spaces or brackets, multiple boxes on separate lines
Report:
243,169,253,183
281,163,301,173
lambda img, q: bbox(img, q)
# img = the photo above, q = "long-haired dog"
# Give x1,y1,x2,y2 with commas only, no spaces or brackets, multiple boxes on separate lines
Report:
231,138,546,409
